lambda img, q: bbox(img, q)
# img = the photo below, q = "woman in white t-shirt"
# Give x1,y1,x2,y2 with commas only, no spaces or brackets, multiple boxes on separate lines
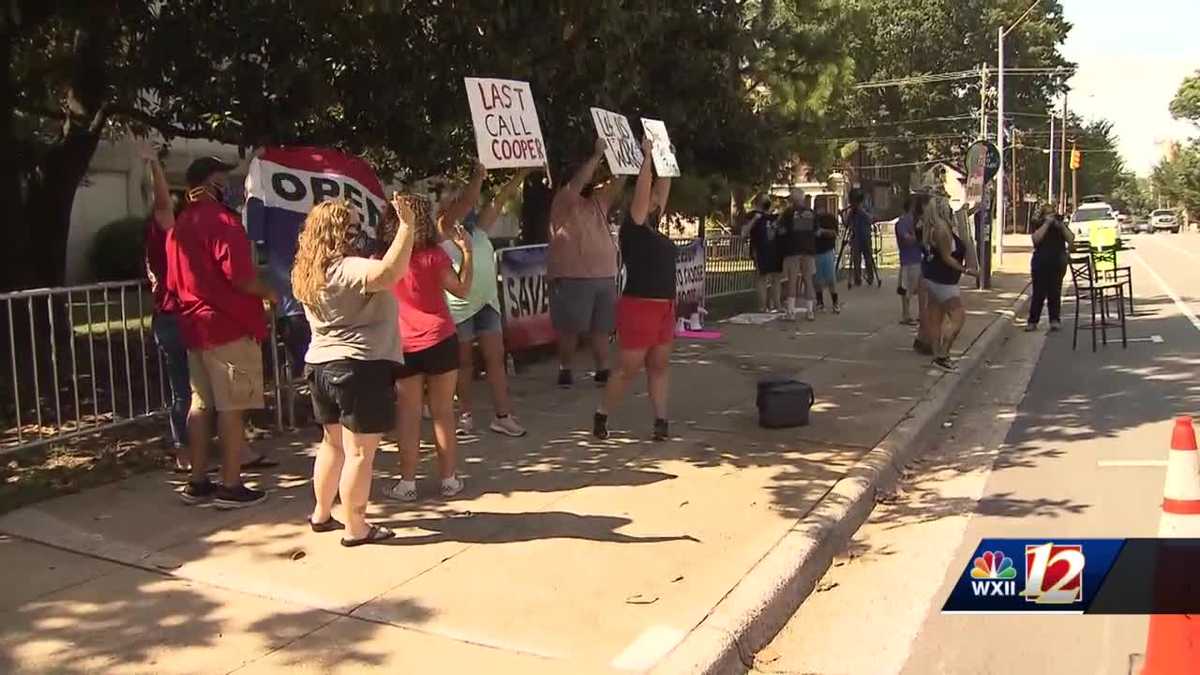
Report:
444,168,530,438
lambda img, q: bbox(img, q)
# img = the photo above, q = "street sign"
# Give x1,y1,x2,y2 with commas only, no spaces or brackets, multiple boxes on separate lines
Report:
965,140,1001,206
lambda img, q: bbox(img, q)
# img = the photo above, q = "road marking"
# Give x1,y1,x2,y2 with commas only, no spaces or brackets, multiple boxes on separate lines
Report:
1097,459,1168,468
1129,251,1200,335
1125,335,1165,344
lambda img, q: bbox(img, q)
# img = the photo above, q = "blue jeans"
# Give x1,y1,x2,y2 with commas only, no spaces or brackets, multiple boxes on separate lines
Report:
152,313,190,448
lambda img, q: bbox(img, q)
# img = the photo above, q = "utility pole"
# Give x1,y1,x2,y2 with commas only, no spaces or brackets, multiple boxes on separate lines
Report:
1059,95,1068,213
1047,111,1055,204
1011,128,1019,233
995,27,1005,276
980,64,988,139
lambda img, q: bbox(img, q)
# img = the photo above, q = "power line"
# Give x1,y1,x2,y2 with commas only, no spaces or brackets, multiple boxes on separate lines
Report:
853,66,1073,90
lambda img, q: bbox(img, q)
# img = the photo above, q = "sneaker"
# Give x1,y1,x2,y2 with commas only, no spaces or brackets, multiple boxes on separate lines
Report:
440,475,465,498
213,484,268,509
1049,321,1062,332
593,412,610,440
653,418,669,442
490,414,527,437
1024,323,1038,332
557,369,573,389
913,339,933,356
389,479,418,502
179,478,218,505
832,302,842,314
931,357,957,373
593,369,610,387
456,411,475,438
806,308,816,321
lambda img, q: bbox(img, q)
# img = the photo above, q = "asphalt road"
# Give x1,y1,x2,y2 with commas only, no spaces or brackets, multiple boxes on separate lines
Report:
753,232,1200,675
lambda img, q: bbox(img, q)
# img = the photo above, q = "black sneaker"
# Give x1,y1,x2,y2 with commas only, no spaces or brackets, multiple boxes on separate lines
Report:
179,479,218,505
593,369,610,387
932,357,956,373
557,369,574,389
593,412,609,440
213,484,268,509
653,418,669,442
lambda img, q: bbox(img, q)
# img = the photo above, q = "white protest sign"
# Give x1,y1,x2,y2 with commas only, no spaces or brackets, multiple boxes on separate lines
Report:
590,107,644,175
464,77,548,169
640,118,680,177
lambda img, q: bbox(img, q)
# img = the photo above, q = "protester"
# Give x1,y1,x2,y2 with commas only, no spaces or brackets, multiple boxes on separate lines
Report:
140,148,190,469
1026,203,1074,332
741,197,783,312
447,168,530,438
594,137,674,441
846,189,881,287
921,193,978,372
548,137,626,388
292,198,414,546
895,194,925,325
167,157,278,508
812,202,841,314
777,189,817,320
389,195,473,502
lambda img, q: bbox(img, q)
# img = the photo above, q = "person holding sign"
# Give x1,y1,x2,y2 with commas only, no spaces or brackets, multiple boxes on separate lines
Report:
389,196,474,502
548,137,627,389
446,168,530,439
291,197,414,546
594,137,675,442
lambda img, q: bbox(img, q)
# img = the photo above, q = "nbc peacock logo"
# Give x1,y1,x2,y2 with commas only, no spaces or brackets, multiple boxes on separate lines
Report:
969,550,1019,597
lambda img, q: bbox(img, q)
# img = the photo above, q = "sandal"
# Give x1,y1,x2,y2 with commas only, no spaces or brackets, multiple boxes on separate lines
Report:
242,455,280,469
309,516,345,533
340,524,395,547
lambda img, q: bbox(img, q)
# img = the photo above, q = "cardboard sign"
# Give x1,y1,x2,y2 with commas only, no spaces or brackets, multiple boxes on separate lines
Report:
590,107,644,175
464,77,548,169
674,238,705,318
640,118,681,177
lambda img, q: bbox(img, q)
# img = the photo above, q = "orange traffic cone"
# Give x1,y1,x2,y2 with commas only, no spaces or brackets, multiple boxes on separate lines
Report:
1141,416,1200,675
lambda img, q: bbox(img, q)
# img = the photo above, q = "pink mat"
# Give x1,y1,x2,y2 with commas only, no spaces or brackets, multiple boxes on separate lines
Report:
676,329,722,340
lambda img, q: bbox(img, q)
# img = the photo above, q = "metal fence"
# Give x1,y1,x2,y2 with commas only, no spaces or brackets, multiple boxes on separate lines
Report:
0,281,288,455
676,235,756,299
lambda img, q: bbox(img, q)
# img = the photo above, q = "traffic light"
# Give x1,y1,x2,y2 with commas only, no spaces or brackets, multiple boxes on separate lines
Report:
1070,146,1082,171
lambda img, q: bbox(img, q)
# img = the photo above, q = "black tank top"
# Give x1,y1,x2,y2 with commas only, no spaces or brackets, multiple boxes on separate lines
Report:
922,230,965,285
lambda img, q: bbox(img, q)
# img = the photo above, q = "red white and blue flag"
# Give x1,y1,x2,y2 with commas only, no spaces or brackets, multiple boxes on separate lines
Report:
244,147,387,314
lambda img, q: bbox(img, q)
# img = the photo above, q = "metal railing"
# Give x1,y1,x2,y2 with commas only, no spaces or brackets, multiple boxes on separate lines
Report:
674,235,757,299
0,280,287,455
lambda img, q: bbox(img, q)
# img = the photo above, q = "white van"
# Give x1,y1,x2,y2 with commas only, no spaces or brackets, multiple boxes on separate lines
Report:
1070,202,1119,240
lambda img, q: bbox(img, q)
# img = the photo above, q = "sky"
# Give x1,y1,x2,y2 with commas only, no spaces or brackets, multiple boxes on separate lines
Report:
1059,0,1199,175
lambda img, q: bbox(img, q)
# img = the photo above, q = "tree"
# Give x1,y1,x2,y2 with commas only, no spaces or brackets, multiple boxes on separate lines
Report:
1168,70,1200,125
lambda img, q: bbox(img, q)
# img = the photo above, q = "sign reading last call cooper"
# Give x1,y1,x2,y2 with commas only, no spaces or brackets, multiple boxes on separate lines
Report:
591,107,644,175
464,77,548,169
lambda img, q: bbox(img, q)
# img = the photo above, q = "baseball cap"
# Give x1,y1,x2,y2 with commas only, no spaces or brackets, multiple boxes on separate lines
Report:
185,156,238,188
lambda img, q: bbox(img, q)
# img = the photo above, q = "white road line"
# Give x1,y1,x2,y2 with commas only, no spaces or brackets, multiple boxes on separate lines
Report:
1125,335,1165,344
1129,251,1200,334
1097,459,1168,468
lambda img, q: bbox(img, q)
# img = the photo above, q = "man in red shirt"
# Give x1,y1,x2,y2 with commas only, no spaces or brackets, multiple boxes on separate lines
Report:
166,157,278,508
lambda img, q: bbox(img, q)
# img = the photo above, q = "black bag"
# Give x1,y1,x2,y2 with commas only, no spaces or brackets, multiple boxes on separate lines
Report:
756,377,815,428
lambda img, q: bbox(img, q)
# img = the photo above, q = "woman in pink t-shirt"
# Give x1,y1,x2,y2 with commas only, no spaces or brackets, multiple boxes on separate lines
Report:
389,195,473,502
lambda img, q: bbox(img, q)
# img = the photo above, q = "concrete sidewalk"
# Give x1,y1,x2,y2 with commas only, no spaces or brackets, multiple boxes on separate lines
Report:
0,255,1031,674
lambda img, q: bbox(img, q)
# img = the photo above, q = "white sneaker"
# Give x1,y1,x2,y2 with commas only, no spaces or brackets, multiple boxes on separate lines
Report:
440,475,465,498
490,415,527,437
806,307,816,321
389,479,418,502
456,412,475,438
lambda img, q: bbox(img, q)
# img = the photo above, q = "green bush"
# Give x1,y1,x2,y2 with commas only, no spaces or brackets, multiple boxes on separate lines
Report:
89,216,147,282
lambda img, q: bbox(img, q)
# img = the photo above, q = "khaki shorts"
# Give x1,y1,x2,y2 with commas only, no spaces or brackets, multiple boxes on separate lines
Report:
782,254,816,279
188,337,264,412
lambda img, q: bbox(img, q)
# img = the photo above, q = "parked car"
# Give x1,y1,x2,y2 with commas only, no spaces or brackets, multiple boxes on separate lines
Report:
1117,213,1134,233
1070,202,1119,240
1150,209,1180,233
1134,215,1154,234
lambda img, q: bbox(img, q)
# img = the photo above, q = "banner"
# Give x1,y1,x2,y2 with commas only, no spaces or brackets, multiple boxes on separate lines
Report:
497,245,555,351
590,107,644,175
675,238,705,318
640,118,681,177
244,147,387,316
464,77,548,169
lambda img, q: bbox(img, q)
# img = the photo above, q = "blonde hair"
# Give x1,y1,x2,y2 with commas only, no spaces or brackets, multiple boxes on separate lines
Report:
919,194,955,250
395,193,439,250
292,199,357,307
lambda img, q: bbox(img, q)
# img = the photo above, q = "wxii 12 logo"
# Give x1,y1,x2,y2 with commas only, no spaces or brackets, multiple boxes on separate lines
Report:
967,543,1085,604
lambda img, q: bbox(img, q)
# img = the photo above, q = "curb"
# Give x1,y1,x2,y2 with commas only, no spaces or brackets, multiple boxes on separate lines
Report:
650,282,1033,675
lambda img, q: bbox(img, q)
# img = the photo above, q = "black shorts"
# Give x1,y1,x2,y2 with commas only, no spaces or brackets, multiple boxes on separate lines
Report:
396,335,460,379
306,359,399,434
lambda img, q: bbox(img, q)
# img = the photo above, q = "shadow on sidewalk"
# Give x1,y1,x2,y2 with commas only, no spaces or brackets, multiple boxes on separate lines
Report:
381,511,701,546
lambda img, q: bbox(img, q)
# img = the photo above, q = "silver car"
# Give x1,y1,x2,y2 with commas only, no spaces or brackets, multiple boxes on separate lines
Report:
1151,209,1180,233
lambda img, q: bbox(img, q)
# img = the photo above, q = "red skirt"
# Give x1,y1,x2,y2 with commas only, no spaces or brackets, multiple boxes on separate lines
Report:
616,296,675,350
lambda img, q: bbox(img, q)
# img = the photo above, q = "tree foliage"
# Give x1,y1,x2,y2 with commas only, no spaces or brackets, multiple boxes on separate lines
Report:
1153,73,1200,218
1168,70,1200,125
